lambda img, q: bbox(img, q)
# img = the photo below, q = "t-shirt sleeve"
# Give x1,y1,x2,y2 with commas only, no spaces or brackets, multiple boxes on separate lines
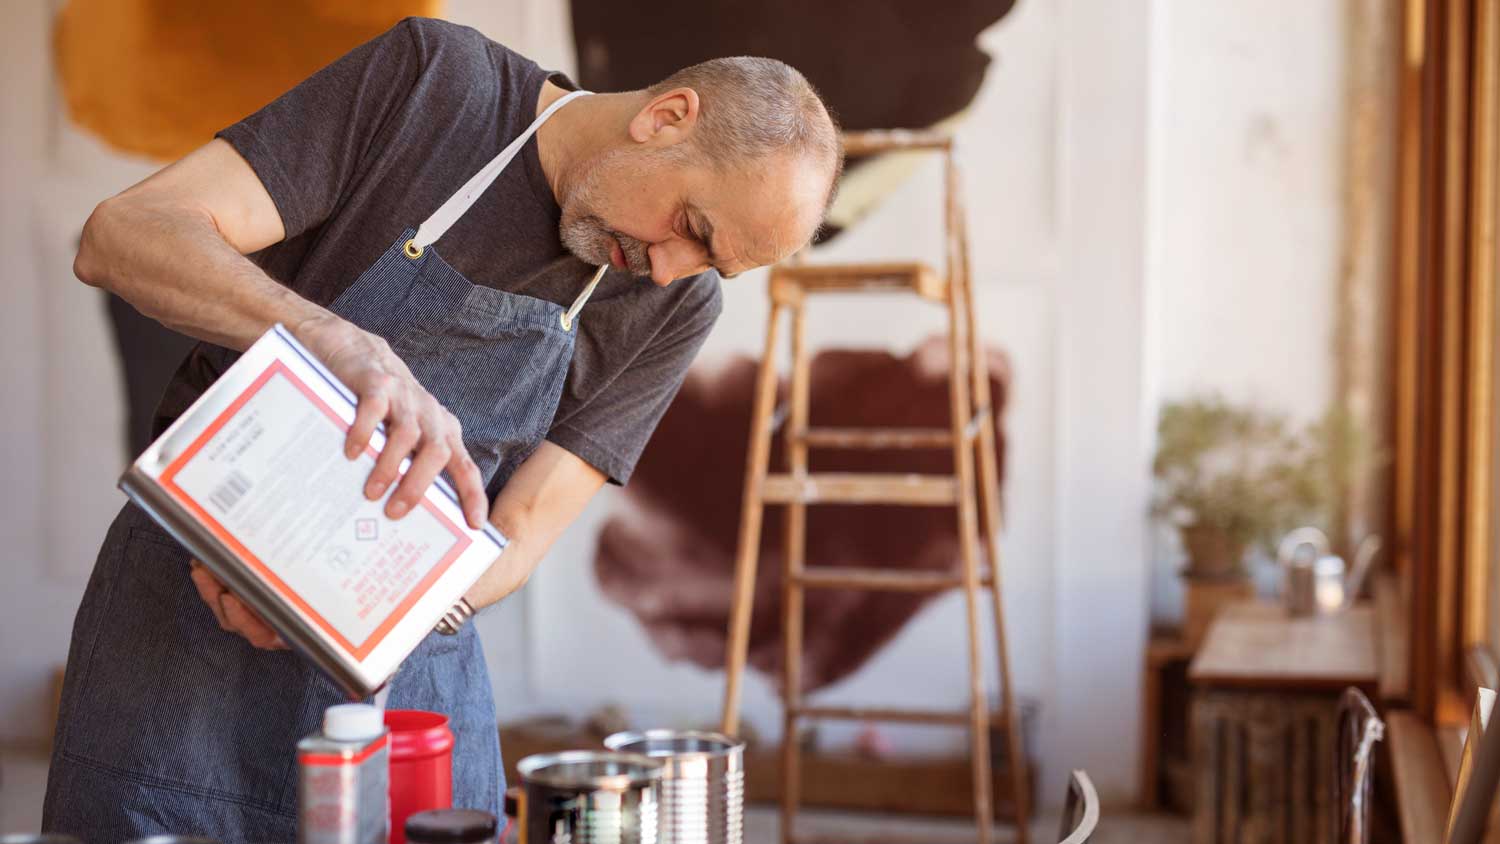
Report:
215,19,425,239
547,281,724,485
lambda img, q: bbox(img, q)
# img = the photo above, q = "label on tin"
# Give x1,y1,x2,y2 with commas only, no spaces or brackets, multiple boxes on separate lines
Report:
121,325,506,697
161,359,473,658
299,739,389,844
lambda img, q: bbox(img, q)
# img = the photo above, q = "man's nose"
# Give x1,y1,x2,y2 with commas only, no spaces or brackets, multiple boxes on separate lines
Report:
647,240,710,286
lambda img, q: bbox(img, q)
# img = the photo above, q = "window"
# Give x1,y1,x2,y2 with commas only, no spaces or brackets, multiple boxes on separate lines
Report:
1394,0,1500,723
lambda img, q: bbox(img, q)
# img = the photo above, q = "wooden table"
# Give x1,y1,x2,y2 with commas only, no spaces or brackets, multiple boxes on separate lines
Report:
1187,600,1378,844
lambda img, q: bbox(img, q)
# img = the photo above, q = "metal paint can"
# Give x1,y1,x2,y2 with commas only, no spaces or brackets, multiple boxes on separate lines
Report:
297,703,390,844
602,731,744,844
514,750,663,844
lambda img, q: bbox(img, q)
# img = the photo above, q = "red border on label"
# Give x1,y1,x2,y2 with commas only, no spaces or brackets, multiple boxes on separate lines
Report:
160,359,472,661
299,734,390,767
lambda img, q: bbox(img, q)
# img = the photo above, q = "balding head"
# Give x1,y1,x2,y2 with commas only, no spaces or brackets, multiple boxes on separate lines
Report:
648,57,843,210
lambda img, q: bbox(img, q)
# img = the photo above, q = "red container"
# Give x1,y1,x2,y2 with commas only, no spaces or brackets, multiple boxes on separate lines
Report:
385,709,454,844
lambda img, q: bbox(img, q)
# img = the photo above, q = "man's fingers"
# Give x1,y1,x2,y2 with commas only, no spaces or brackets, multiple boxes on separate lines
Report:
192,560,285,650
367,416,420,503
188,562,232,632
221,593,285,650
446,438,487,530
345,377,392,460
387,437,451,520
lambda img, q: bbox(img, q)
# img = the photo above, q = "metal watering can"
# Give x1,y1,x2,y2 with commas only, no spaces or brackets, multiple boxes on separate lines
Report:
1277,527,1382,616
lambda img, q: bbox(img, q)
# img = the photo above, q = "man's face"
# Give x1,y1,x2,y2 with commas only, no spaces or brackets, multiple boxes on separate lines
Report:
559,145,827,286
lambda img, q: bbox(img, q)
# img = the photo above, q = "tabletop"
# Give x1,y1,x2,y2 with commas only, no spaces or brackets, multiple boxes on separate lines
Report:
1188,598,1379,691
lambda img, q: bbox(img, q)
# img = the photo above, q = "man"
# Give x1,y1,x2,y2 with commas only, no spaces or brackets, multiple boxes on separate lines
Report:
44,17,840,843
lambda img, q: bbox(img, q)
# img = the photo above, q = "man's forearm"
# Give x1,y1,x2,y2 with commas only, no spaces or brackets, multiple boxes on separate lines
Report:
74,193,332,352
465,525,544,611
467,491,561,610
464,442,609,611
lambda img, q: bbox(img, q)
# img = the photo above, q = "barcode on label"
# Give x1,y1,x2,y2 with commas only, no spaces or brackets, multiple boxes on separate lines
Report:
209,470,252,513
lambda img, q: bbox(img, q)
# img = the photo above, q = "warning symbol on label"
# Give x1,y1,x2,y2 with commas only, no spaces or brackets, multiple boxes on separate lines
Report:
355,518,378,541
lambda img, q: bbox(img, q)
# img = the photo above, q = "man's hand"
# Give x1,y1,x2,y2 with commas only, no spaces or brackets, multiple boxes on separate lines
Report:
189,560,287,650
294,315,488,529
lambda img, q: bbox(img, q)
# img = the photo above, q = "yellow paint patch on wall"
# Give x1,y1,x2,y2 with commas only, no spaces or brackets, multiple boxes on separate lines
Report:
54,0,440,161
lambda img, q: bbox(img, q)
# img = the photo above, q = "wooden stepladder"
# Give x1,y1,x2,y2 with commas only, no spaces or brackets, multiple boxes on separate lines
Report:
719,129,1030,844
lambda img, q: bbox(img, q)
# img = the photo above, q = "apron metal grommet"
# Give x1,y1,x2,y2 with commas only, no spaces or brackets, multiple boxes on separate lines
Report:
559,313,572,331
403,239,424,259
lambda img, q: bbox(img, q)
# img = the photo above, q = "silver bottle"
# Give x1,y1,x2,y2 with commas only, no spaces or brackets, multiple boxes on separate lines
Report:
298,703,389,844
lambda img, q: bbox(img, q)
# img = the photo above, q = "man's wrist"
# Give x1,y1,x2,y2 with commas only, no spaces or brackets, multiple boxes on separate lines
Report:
288,307,359,354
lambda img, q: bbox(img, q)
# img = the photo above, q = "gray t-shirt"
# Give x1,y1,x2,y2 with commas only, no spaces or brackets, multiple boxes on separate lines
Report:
156,17,722,485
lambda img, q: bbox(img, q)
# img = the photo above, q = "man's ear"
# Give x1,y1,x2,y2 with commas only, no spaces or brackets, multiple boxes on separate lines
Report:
628,87,701,148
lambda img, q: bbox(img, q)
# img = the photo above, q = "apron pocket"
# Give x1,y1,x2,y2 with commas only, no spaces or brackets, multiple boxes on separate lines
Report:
60,518,321,810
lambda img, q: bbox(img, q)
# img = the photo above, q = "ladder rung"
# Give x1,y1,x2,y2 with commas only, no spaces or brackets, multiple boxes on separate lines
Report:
794,408,990,451
792,705,1001,727
773,262,946,301
800,427,952,449
794,567,992,592
761,473,958,505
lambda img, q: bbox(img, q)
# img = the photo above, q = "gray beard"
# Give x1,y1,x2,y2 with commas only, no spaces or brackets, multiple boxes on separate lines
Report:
559,212,652,277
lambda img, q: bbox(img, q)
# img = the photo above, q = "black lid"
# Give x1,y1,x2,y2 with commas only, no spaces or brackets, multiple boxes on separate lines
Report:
405,809,498,843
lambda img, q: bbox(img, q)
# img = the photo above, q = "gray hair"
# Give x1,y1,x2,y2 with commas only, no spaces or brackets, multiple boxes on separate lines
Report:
648,57,843,207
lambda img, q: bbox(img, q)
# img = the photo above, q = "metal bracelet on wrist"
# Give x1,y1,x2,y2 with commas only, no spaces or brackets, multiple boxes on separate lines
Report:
434,597,476,636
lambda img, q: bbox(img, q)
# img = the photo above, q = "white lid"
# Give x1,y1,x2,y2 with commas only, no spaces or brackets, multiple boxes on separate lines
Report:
1314,554,1347,576
323,703,384,742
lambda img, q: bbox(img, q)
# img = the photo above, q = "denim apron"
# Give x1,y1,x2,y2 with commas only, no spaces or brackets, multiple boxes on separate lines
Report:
44,90,600,844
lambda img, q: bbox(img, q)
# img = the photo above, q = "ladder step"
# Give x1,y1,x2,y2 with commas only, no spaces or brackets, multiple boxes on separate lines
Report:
800,427,953,449
794,408,990,451
794,567,993,592
771,262,948,304
762,473,958,505
792,705,1005,727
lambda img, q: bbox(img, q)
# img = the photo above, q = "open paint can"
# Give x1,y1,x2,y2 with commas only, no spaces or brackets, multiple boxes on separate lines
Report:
602,731,744,844
515,750,663,844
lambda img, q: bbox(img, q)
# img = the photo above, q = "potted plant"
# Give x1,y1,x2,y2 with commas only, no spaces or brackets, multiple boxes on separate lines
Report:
1152,396,1322,641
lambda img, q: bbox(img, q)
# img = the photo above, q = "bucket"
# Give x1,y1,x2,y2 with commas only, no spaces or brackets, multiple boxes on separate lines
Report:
602,731,744,844
387,709,455,844
515,750,663,844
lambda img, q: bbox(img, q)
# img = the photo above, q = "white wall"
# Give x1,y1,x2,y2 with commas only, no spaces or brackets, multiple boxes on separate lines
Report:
0,0,1350,808
1148,0,1346,620
0,0,158,752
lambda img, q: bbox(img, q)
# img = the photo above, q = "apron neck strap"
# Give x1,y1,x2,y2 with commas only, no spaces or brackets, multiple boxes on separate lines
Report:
411,89,593,252
560,264,608,331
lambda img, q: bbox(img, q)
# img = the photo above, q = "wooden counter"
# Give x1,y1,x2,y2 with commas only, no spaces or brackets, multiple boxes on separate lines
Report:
1189,600,1379,692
